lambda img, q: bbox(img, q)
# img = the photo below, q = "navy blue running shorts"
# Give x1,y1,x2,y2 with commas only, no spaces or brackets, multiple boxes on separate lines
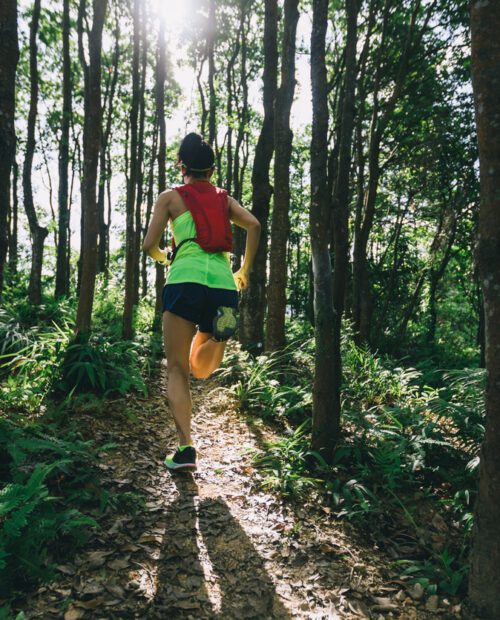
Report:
162,282,238,333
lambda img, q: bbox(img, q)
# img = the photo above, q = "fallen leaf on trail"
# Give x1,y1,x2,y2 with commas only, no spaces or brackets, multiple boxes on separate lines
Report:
138,533,163,544
122,543,141,552
108,558,131,570
75,596,105,609
64,607,84,620
57,564,76,575
174,600,202,610
86,550,113,568
103,598,123,606
82,581,104,596
104,583,125,598
426,594,440,612
408,582,424,600
347,598,370,617
319,543,337,554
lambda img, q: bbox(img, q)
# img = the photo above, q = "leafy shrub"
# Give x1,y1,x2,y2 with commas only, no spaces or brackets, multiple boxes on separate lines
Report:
0,418,111,598
225,326,484,596
57,336,147,397
250,419,322,495
0,318,74,413
218,340,312,422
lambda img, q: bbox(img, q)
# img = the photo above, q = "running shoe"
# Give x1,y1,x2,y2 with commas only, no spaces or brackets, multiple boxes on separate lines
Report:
164,445,197,471
212,306,238,341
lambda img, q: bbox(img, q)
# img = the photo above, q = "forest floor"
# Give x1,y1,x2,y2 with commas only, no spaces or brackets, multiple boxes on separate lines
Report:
13,365,463,620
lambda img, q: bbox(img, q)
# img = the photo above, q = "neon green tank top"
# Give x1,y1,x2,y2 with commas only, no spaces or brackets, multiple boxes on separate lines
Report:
165,210,237,290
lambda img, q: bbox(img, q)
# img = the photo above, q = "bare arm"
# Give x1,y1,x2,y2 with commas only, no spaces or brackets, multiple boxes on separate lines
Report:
228,196,261,289
143,190,172,263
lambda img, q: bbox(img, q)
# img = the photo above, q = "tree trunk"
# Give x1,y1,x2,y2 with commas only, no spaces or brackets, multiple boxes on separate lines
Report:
153,17,167,328
75,0,107,336
122,0,141,340
467,3,500,617
0,0,19,297
398,206,455,342
239,0,278,353
207,0,216,144
352,0,426,344
97,15,120,276
266,0,299,352
8,161,19,274
142,117,158,298
428,222,455,343
55,0,72,297
23,0,47,306
310,0,337,460
133,3,148,306
310,0,358,461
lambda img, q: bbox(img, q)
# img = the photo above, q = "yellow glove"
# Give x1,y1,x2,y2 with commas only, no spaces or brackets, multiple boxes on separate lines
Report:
233,267,249,290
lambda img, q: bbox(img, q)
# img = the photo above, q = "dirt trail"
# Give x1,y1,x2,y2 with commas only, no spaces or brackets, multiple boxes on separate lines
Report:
16,369,448,619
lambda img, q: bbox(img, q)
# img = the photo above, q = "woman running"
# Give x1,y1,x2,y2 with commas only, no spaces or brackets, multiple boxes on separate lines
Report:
143,133,261,472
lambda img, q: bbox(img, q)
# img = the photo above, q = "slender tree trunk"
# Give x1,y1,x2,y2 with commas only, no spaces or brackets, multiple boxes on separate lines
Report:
310,0,336,458
352,0,425,343
428,224,455,343
75,0,107,335
197,57,208,138
310,0,358,461
23,0,47,305
0,0,19,297
239,0,278,352
123,0,141,339
398,207,455,342
154,18,167,328
476,281,485,369
133,3,148,306
266,0,299,352
467,3,500,617
55,0,72,297
97,16,120,276
207,0,216,145
376,196,410,330
142,116,158,298
8,161,19,274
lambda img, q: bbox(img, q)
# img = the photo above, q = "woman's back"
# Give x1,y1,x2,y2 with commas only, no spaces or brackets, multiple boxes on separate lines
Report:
166,189,237,291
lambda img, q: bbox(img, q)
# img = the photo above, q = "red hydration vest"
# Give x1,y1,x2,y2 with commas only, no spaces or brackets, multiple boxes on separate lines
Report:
171,183,233,259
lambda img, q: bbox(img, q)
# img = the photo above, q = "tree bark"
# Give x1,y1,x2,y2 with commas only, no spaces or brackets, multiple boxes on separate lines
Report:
207,0,216,144
467,2,500,617
0,0,19,297
352,0,428,343
265,0,299,352
133,3,148,306
55,0,72,297
239,0,278,353
97,15,120,276
310,0,337,460
122,0,141,340
154,17,167,328
8,161,19,275
23,0,48,306
75,0,107,336
231,2,249,272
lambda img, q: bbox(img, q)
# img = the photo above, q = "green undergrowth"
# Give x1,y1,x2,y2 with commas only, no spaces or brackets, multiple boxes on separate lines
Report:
0,416,114,604
0,274,159,612
0,275,163,414
218,323,483,597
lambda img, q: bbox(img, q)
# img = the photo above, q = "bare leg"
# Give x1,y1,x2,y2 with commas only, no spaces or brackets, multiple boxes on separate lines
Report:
190,332,227,379
163,311,196,445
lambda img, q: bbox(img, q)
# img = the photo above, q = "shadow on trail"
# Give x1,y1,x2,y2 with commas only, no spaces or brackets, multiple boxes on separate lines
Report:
149,472,291,619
